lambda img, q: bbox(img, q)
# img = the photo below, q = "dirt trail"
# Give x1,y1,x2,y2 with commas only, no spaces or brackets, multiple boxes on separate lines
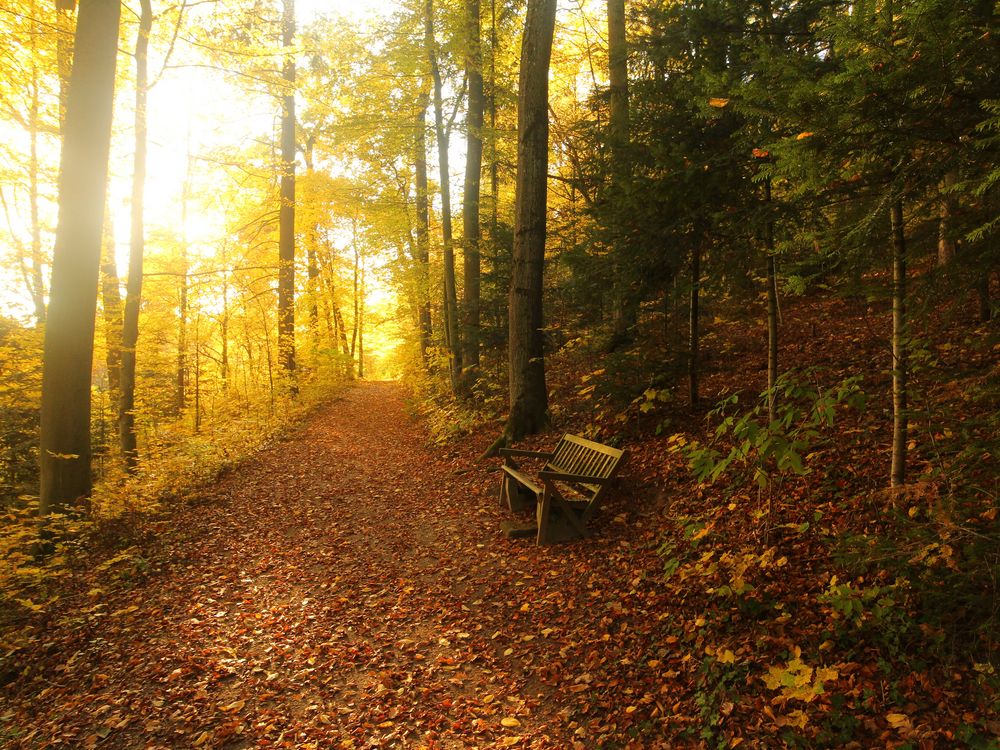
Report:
2,381,670,749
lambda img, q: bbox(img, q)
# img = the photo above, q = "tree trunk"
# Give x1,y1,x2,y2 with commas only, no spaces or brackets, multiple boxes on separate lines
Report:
119,0,152,473
277,0,297,388
193,316,201,433
351,221,359,360
425,0,461,389
688,237,701,408
100,212,121,405
28,17,47,326
977,270,992,323
414,95,433,364
764,178,778,423
56,0,77,129
606,0,637,352
890,199,908,488
937,170,957,266
358,257,365,379
503,0,556,443
303,139,320,357
317,244,353,377
175,148,192,417
607,0,629,157
461,0,484,380
39,0,121,516
176,263,188,417
220,270,229,391
488,0,498,244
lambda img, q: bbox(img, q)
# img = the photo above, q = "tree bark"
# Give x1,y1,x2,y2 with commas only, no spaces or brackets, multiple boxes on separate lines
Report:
56,0,77,129
764,178,778,423
358,256,365,379
414,94,433,364
606,0,635,351
119,0,152,473
461,0,484,380
28,16,47,326
39,0,121,516
977,270,992,323
277,0,297,388
100,212,121,405
303,139,320,357
937,170,956,267
688,237,701,408
425,0,461,389
503,0,557,442
890,199,908,488
175,147,192,417
351,225,359,360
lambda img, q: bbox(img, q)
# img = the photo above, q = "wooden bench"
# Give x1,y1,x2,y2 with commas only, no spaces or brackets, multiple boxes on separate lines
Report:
498,434,627,545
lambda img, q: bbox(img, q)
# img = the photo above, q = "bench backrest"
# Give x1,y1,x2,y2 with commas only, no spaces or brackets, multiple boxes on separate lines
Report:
545,434,626,498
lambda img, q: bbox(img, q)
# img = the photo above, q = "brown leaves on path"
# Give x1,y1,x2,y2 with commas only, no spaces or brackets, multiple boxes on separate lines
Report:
1,382,679,749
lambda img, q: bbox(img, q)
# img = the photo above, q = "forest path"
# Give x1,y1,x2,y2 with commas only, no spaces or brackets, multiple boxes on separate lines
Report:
4,381,671,749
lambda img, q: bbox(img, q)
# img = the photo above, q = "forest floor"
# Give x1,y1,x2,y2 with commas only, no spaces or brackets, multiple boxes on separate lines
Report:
2,286,998,749
2,380,685,749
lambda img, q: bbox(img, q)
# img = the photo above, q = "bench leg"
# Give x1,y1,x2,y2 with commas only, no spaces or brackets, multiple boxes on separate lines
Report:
537,482,590,545
500,473,535,513
536,488,553,545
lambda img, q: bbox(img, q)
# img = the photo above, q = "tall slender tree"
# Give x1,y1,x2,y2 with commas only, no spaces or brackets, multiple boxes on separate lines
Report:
38,0,121,515
424,0,461,389
890,198,908,488
413,93,433,363
119,0,153,472
605,0,635,351
277,0,297,387
461,0,484,380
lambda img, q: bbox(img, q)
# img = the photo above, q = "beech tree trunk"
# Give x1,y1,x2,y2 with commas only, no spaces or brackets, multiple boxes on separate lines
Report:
119,0,152,473
38,0,121,516
425,0,461,389
277,0,297,387
461,0,484,379
503,0,557,442
890,199,908,488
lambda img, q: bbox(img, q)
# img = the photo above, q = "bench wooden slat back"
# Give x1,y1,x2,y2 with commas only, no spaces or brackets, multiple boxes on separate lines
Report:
547,434,623,480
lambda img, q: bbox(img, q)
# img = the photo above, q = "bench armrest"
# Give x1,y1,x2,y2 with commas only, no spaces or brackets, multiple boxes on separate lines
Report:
539,470,612,485
499,448,554,459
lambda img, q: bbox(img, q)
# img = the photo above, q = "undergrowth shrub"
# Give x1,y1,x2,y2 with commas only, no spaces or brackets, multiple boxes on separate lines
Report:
0,375,346,630
408,351,505,444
